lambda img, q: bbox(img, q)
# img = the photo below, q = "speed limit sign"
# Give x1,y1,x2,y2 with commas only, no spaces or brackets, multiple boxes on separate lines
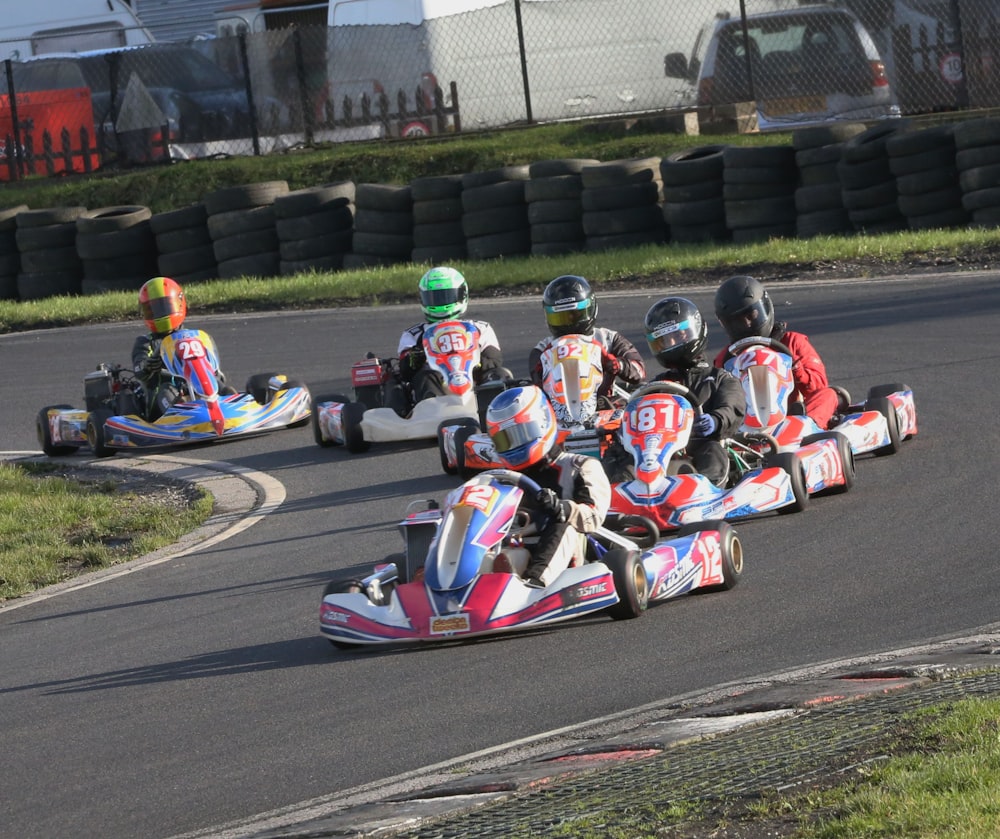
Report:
940,52,964,84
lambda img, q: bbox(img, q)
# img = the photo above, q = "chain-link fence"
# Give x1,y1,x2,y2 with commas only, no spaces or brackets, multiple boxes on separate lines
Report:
3,0,1000,179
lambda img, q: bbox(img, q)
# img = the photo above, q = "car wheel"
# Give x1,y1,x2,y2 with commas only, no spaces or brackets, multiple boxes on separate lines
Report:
274,379,311,427
867,395,902,456
311,393,349,447
36,404,79,456
767,451,809,514
86,409,116,458
322,578,366,650
604,547,649,620
342,401,369,453
438,418,478,475
453,424,480,480
802,431,855,495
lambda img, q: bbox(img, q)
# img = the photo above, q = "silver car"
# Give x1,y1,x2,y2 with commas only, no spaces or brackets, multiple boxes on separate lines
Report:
665,5,901,130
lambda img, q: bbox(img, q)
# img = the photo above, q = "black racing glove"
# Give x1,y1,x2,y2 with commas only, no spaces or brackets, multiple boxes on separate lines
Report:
140,355,162,378
535,488,566,522
405,349,426,372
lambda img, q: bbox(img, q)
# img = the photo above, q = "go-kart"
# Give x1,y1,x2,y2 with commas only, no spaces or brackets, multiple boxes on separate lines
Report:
437,333,631,478
609,381,812,532
318,469,744,648
36,327,312,458
724,336,917,458
312,319,494,453
724,337,856,496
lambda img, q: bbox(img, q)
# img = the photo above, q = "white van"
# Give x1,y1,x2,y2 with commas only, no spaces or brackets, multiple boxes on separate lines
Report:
0,1,154,62
325,0,750,130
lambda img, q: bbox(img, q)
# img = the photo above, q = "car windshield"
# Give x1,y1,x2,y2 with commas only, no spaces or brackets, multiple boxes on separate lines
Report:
78,48,238,94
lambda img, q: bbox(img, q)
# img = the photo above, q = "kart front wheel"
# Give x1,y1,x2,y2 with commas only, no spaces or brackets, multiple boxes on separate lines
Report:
276,379,311,428
437,418,478,475
680,520,743,593
36,404,79,457
867,395,902,457
767,451,809,514
312,393,351,447
322,578,366,650
802,431,855,494
86,409,116,458
604,547,649,620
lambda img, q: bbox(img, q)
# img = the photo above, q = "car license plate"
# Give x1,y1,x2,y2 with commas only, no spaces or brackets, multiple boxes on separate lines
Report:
761,96,826,116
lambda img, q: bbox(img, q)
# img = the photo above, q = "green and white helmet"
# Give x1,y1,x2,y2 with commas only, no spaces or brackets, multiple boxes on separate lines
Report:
419,266,469,321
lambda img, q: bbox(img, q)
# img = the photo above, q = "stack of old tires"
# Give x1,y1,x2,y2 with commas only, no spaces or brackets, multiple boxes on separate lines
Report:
886,124,967,231
582,157,665,251
15,206,85,300
274,182,356,276
660,146,728,244
461,165,531,260
838,122,908,234
76,206,159,295
151,203,217,283
0,204,27,300
723,145,798,243
345,184,414,269
792,124,865,238
526,159,597,256
205,180,289,279
410,174,466,264
954,117,1000,228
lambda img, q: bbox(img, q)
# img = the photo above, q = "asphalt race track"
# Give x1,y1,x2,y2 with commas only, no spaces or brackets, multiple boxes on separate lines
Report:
2,272,998,838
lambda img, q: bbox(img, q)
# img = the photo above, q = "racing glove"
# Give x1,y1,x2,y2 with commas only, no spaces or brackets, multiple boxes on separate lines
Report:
404,349,426,372
139,355,162,379
692,413,718,438
602,351,622,377
535,488,566,522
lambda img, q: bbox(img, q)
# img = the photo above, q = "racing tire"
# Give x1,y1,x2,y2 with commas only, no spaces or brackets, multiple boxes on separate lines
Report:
679,520,743,592
802,431,855,495
867,395,902,457
246,372,279,404
342,401,370,453
867,382,910,400
437,418,478,475
86,409,116,458
36,404,79,456
766,452,809,514
604,547,649,620
311,393,350,447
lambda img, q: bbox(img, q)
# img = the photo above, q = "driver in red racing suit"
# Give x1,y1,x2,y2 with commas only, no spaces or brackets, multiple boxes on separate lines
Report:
713,275,840,428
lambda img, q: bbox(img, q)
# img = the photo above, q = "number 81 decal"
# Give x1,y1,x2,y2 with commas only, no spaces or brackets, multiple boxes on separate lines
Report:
625,398,686,433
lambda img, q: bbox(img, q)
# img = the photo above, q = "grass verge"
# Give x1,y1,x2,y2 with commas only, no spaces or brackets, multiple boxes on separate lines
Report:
0,460,214,601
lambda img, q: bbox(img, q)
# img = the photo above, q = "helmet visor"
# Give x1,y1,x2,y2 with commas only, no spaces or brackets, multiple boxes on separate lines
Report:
721,300,770,338
545,298,589,328
141,296,183,325
647,318,702,357
420,285,466,311
490,419,549,455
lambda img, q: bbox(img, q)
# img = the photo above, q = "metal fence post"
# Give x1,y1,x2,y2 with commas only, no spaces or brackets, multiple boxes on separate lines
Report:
237,32,261,156
292,25,315,146
4,59,24,180
513,0,533,124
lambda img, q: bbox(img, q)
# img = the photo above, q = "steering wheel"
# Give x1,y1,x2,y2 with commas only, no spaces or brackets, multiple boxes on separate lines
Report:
480,468,554,531
723,336,792,360
626,380,703,418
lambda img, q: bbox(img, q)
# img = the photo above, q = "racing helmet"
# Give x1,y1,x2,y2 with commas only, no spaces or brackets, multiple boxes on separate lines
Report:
139,276,186,337
542,275,598,337
419,266,468,321
714,275,775,341
485,385,558,470
644,297,708,368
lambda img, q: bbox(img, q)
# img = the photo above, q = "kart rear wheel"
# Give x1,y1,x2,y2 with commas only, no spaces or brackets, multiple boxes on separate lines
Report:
342,401,370,453
766,452,809,514
802,431,855,494
36,404,79,456
866,395,902,457
246,372,279,404
438,418,478,475
867,382,909,400
604,547,649,620
86,409,116,458
679,520,743,592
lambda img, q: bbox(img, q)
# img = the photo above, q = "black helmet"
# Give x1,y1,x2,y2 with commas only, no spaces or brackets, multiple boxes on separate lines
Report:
542,275,598,337
714,275,775,342
644,296,708,368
